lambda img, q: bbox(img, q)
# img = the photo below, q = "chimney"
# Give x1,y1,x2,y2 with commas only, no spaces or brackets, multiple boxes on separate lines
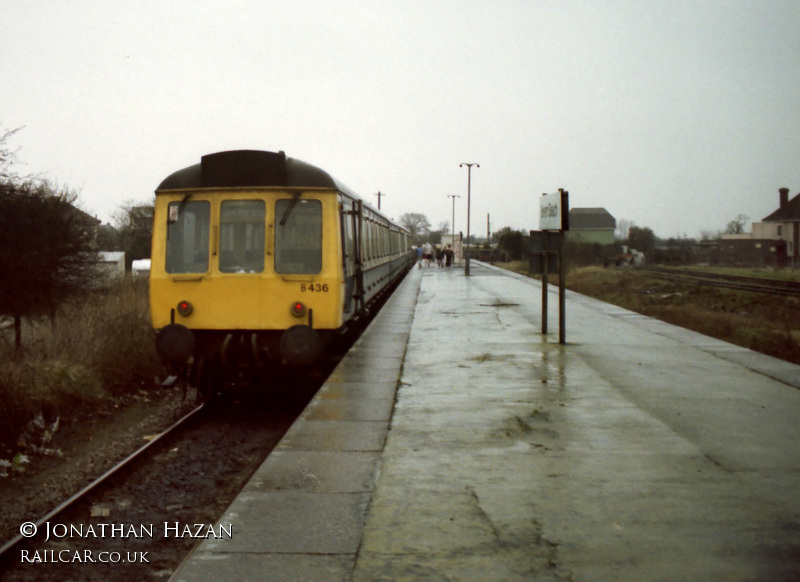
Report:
779,187,790,208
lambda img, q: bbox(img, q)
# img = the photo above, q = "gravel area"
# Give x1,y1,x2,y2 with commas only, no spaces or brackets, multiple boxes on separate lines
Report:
0,380,321,581
0,388,196,545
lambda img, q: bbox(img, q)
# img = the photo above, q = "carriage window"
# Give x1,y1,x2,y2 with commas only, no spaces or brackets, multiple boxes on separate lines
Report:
165,201,210,273
219,200,265,273
275,199,322,274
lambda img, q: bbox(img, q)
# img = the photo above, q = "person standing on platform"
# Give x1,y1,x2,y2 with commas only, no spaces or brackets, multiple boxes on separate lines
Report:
422,242,433,267
444,244,454,267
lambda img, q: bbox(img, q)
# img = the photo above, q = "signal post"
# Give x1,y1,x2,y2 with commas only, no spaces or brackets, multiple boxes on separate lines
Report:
530,189,568,344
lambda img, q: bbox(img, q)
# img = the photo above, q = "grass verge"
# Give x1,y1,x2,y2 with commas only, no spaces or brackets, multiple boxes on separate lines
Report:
498,262,800,366
0,277,163,453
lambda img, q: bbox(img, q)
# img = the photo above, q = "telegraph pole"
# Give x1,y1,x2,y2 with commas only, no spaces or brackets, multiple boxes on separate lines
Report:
447,194,460,249
459,163,479,276
375,191,384,210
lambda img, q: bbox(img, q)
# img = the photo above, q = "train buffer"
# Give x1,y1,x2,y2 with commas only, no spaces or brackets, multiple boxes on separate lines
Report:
172,261,800,581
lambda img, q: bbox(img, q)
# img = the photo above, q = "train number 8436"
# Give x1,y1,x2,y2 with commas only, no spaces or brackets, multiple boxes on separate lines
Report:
300,283,329,293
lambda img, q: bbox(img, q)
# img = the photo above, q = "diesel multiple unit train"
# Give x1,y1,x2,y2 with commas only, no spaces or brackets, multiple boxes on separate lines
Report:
150,150,413,391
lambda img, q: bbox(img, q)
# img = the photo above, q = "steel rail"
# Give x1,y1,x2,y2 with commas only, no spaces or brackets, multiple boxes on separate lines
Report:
0,402,205,559
640,267,800,297
644,266,800,288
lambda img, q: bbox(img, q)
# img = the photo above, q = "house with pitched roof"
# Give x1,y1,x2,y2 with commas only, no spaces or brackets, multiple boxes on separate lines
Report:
751,188,800,266
566,207,616,245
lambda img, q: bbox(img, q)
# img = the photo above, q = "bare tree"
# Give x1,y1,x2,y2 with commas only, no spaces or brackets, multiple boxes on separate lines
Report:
495,226,528,260
113,199,154,268
627,225,656,255
399,213,431,239
724,214,749,235
0,125,24,181
615,218,633,241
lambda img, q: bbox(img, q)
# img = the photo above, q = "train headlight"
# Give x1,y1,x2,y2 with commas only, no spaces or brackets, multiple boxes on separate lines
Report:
290,301,307,317
177,300,193,317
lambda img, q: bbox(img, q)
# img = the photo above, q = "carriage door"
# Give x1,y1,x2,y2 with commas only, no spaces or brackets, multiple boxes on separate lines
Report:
340,200,355,315
350,201,365,314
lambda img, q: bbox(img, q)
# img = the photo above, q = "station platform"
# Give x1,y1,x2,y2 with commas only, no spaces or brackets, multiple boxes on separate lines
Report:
171,261,800,581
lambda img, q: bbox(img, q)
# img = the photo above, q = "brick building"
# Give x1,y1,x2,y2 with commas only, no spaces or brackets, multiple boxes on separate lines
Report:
752,187,800,266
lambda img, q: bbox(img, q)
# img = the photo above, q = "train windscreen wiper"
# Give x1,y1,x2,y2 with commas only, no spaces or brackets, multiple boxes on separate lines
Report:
279,192,302,226
169,192,193,224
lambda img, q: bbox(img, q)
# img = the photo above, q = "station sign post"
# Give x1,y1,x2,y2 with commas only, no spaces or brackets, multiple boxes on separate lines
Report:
531,189,568,344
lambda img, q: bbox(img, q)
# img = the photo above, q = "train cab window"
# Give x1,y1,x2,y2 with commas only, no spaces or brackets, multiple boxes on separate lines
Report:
219,200,265,273
275,198,322,274
165,200,210,274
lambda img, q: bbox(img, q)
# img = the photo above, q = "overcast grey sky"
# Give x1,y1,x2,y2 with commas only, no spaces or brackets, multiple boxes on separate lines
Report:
2,0,799,239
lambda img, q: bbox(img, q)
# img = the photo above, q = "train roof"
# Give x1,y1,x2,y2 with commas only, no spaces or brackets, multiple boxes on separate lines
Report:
156,150,358,197
156,149,405,231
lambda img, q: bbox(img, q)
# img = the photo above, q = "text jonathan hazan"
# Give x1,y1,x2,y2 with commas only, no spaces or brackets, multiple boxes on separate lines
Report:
43,522,233,542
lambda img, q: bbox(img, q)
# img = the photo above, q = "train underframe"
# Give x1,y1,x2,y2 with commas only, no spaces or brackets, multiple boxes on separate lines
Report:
157,263,411,401
159,322,356,401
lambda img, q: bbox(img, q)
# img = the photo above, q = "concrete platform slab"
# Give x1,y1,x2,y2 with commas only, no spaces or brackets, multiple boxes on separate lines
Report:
246,450,382,493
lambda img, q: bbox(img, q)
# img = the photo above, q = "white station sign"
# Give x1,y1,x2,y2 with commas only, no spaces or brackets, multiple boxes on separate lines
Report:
539,191,566,230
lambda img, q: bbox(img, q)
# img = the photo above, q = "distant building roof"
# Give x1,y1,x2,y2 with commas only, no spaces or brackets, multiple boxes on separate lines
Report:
763,192,800,222
569,207,616,230
69,204,101,227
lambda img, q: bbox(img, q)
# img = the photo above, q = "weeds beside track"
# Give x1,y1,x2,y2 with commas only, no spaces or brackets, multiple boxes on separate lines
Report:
641,266,800,297
496,262,800,366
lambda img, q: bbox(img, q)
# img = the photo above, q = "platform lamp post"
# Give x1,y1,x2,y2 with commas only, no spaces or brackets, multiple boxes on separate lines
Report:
447,194,460,255
459,163,479,276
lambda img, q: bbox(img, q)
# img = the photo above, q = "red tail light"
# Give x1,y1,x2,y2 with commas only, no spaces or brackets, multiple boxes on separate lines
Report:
177,300,193,316
290,301,306,317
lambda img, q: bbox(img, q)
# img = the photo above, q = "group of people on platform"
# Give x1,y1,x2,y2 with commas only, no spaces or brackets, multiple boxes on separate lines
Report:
415,242,455,268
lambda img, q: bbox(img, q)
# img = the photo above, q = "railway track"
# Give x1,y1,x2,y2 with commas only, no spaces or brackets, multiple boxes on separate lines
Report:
0,371,329,581
0,402,205,562
640,266,800,297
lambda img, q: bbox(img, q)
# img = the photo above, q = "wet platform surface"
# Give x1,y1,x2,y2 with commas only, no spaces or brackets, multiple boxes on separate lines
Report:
172,262,800,581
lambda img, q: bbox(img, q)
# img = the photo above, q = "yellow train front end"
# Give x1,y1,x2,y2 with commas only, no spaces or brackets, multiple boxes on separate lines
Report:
149,151,349,380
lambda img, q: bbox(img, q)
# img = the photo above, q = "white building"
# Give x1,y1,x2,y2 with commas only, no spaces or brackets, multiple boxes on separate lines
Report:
95,251,125,283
